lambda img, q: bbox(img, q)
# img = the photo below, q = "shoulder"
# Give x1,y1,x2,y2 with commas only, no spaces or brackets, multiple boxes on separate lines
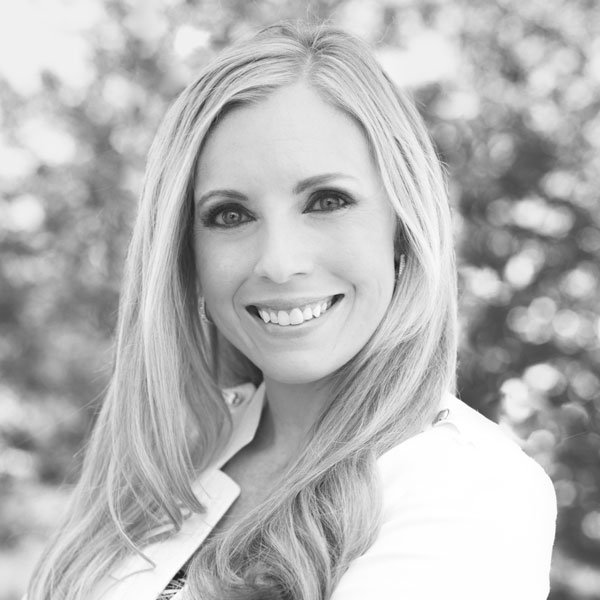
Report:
332,394,557,600
377,394,556,513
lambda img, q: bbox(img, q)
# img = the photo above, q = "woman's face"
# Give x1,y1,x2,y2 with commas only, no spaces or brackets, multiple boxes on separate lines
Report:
194,82,397,385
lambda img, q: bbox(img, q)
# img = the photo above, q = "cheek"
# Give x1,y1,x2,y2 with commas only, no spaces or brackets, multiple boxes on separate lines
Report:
194,237,213,294
336,219,396,297
194,237,243,300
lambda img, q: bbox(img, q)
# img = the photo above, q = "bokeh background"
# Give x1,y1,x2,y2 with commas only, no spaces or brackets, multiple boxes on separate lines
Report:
1,0,599,598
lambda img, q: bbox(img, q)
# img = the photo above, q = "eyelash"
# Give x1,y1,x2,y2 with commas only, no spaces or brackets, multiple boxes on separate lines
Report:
199,190,355,229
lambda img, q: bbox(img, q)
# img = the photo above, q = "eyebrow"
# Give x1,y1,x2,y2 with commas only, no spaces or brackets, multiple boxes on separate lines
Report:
293,173,356,194
195,172,356,207
195,189,246,207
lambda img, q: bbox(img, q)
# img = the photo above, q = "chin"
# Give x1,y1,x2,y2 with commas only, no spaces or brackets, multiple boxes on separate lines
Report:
259,357,344,386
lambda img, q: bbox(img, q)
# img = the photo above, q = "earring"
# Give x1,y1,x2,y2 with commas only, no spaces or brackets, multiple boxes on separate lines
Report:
198,296,213,324
397,253,406,278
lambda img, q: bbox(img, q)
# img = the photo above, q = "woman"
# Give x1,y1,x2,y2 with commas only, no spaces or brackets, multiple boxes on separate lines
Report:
26,22,556,600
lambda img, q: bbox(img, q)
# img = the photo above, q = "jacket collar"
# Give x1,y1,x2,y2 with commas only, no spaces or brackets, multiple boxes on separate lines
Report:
103,383,265,593
101,383,451,598
213,381,265,469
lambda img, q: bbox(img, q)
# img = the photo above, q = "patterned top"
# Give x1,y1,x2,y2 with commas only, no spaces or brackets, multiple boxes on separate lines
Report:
157,565,187,599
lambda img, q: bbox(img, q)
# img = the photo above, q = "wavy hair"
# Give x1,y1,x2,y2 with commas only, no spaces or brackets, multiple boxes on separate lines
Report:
27,22,457,600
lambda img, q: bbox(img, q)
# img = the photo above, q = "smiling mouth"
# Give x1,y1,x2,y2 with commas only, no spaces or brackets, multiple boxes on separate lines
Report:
246,294,344,326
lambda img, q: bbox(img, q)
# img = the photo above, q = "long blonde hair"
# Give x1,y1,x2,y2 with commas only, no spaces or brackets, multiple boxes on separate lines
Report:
28,22,457,600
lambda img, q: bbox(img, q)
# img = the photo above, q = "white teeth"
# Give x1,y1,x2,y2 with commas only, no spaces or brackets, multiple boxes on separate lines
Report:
254,296,339,327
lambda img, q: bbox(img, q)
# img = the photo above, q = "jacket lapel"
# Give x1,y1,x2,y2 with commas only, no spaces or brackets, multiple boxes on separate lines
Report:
93,382,265,600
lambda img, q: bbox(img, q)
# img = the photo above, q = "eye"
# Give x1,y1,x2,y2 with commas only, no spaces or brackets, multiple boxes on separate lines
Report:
200,203,252,228
308,190,353,212
217,208,246,226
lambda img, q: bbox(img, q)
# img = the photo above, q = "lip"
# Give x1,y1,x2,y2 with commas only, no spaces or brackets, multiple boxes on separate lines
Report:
245,294,343,312
244,294,344,336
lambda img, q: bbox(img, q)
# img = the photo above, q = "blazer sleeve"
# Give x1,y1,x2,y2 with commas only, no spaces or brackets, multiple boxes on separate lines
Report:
331,425,557,600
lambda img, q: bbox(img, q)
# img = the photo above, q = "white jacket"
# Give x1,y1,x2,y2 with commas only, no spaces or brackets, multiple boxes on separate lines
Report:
35,383,558,600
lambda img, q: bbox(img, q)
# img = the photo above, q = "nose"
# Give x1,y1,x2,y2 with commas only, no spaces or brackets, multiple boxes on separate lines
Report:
252,219,313,283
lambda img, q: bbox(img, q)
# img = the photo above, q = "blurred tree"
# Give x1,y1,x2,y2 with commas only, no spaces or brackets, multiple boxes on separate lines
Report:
444,2,600,597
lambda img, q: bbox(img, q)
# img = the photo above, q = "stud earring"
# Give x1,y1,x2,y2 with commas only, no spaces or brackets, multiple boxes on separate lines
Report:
198,296,213,325
397,253,406,277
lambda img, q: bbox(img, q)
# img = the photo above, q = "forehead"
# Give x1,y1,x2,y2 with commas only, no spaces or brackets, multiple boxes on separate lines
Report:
195,83,379,190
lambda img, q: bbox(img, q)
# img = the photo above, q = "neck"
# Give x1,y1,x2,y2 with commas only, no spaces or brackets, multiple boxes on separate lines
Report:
250,376,332,458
